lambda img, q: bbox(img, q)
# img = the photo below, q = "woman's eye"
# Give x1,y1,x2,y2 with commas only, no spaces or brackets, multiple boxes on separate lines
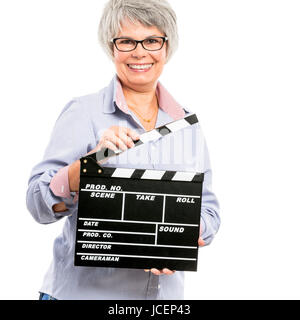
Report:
120,39,134,45
145,39,158,44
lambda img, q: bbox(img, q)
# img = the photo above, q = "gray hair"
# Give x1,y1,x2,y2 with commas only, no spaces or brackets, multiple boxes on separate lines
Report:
98,0,178,63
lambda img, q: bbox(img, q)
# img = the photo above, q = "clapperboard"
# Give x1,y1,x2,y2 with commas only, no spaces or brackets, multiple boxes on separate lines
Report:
74,114,204,271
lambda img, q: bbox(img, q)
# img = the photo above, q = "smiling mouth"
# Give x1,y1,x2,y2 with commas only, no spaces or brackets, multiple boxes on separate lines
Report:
127,63,154,70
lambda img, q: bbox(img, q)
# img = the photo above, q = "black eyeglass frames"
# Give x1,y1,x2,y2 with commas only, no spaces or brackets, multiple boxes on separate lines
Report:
111,36,168,52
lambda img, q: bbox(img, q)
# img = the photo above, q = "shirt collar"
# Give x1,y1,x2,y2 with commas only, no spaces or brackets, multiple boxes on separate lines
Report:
102,74,190,120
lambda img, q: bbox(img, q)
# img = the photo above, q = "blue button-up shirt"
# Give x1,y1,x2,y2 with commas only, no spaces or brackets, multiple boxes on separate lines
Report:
26,75,220,300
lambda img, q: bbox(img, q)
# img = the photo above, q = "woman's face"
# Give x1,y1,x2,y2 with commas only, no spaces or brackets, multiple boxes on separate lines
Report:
113,19,167,91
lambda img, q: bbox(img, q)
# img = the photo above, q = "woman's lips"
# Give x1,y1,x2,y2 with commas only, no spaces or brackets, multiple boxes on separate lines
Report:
127,63,154,72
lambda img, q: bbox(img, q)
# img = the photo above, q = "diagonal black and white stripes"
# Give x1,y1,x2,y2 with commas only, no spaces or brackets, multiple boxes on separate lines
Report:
80,165,203,183
103,167,203,182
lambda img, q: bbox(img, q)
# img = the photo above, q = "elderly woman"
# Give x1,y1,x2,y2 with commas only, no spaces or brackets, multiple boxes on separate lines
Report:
26,0,220,300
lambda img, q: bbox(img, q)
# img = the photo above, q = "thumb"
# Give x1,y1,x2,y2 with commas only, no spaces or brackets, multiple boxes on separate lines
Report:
198,237,205,247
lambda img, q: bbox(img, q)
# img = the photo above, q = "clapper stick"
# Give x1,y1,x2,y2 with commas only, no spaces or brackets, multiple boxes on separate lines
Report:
75,113,204,271
85,113,199,167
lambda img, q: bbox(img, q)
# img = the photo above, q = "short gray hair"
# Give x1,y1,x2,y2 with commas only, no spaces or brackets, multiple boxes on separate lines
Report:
98,0,178,63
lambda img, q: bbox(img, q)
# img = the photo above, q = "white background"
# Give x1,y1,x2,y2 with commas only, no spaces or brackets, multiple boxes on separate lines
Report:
0,0,299,300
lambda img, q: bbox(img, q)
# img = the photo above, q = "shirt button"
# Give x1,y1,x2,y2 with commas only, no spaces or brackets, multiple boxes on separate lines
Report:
158,284,161,289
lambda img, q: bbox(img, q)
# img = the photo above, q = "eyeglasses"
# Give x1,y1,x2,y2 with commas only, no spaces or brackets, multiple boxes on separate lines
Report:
111,36,168,52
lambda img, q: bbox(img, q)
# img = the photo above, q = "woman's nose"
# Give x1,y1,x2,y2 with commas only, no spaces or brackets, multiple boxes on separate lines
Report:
131,42,147,59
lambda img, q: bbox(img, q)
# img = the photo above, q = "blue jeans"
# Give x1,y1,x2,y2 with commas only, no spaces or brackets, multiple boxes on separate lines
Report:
39,292,58,300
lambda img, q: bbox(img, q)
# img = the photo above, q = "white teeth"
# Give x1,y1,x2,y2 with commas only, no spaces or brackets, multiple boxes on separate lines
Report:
128,64,153,70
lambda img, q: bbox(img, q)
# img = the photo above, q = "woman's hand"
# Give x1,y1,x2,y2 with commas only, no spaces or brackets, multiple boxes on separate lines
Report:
68,159,81,193
198,237,205,246
68,126,140,192
95,126,140,154
144,268,175,275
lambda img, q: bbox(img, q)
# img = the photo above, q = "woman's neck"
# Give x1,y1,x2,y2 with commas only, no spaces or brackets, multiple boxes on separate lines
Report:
122,83,158,115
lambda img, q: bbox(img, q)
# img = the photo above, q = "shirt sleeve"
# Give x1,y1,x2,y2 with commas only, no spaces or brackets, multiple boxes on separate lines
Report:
26,98,95,224
199,135,221,246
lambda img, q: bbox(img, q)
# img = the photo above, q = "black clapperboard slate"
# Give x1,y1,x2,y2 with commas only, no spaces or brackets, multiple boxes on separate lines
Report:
74,114,204,271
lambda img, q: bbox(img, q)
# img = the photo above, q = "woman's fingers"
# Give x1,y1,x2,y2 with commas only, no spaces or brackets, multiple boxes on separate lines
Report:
101,126,140,151
118,130,136,149
115,127,140,149
150,268,162,275
198,226,205,246
101,129,127,151
198,237,205,247
144,268,176,275
162,268,175,275
100,138,120,152
126,127,140,141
